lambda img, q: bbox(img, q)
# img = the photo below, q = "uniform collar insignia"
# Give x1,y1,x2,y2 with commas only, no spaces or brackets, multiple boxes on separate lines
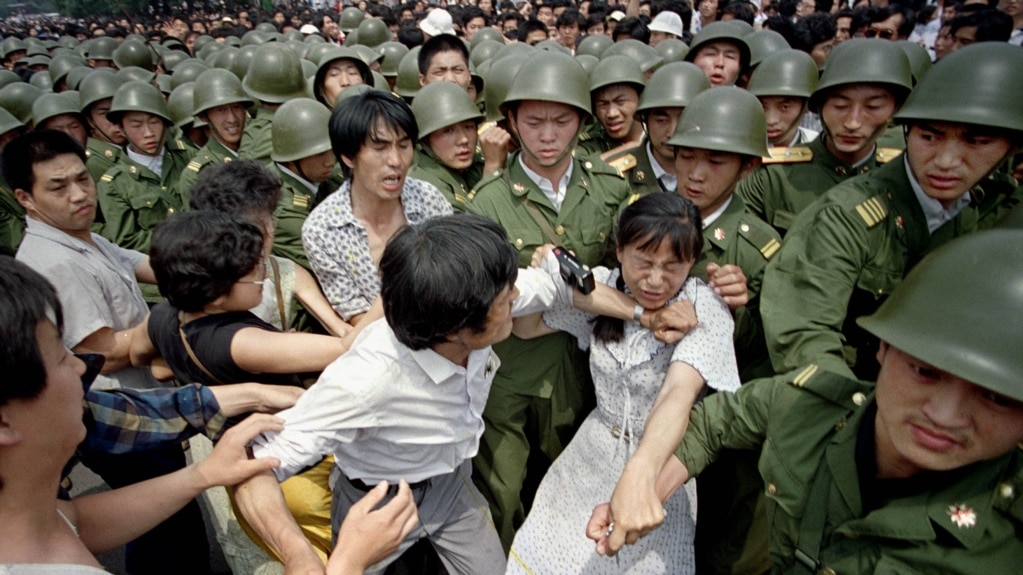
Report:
947,504,977,528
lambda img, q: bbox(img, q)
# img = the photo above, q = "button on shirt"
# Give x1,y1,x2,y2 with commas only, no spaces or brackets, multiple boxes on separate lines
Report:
252,268,559,484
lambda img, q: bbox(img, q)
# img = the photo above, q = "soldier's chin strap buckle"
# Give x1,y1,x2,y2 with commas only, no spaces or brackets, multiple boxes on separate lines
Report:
793,547,820,574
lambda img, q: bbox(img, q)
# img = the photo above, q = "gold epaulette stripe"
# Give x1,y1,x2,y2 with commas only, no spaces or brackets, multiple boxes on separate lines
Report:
186,161,202,171
792,364,819,387
855,197,887,227
100,174,114,182
760,238,781,259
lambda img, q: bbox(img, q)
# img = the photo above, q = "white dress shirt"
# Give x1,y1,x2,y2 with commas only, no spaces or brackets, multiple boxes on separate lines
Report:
252,268,558,484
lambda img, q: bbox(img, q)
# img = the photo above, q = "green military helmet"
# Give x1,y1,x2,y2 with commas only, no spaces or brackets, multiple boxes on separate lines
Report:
65,66,92,91
57,36,78,50
372,70,389,91
108,80,171,125
637,61,710,114
502,52,591,119
256,22,279,34
32,92,83,127
470,27,505,50
25,45,49,58
161,49,190,73
243,44,307,104
0,70,20,90
747,49,818,99
356,18,390,48
0,82,45,124
0,105,25,138
378,42,410,77
113,39,155,71
575,33,612,58
894,43,1023,134
305,33,327,45
79,69,124,114
286,39,311,60
655,38,689,65
496,41,534,60
470,40,503,67
115,66,156,84
412,80,484,141
685,21,751,71
271,97,333,163
394,47,423,99
343,29,359,47
230,45,258,80
193,68,254,117
667,87,768,158
301,59,317,79
895,41,931,85
858,230,1023,402
208,46,239,71
223,36,242,48
23,55,51,69
351,44,384,67
340,7,365,33
536,39,572,55
1,37,27,60
170,58,211,90
241,30,269,48
124,34,146,44
284,29,304,42
602,39,663,73
335,83,381,105
483,52,530,122
30,71,53,92
313,46,373,105
746,30,790,69
306,43,337,65
196,41,225,62
155,74,173,96
86,36,118,62
48,53,87,88
168,81,200,130
589,55,645,96
809,39,911,113
193,35,215,53
575,54,599,75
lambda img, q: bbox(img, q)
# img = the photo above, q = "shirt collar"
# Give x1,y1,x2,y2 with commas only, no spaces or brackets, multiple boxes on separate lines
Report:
904,155,971,234
408,344,492,384
125,146,165,176
276,163,319,194
25,217,95,252
701,195,733,228
518,154,573,210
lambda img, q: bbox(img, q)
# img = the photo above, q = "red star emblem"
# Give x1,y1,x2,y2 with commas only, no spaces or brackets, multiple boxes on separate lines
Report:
947,504,977,528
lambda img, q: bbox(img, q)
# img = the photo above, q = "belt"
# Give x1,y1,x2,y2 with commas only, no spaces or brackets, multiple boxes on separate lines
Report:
346,475,432,493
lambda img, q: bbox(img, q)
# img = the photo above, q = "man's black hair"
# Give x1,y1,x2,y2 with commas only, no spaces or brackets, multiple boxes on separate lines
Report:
949,8,1013,43
517,18,549,43
398,25,425,48
789,12,836,53
417,33,470,74
556,8,584,28
188,159,282,218
380,214,518,350
613,16,650,42
722,1,757,25
0,256,64,406
867,4,916,39
329,90,418,163
0,130,87,195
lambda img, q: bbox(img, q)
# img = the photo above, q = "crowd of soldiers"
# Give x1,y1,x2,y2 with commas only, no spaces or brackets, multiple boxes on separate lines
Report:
1,0,1022,573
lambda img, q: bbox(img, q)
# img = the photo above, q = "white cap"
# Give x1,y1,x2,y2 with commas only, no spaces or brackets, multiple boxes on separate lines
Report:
419,9,456,37
607,10,627,22
648,12,683,37
299,24,320,35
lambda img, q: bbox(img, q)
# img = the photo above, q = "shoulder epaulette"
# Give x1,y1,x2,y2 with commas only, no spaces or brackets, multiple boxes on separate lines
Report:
762,146,813,164
99,173,115,182
186,160,203,172
606,153,637,176
467,168,505,202
875,147,903,164
737,219,782,260
854,196,888,228
790,364,820,388
581,157,625,179
578,130,591,141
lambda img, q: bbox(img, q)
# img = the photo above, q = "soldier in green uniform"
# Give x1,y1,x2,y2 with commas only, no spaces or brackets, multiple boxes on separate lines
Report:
667,87,783,575
684,21,751,88
239,44,308,165
175,68,253,200
409,81,486,213
577,55,646,157
269,98,337,271
311,46,371,109
760,43,1023,382
746,49,820,149
97,80,195,254
32,93,88,147
466,52,634,550
79,70,126,183
0,106,26,255
592,229,1023,575
737,40,912,237
604,62,710,198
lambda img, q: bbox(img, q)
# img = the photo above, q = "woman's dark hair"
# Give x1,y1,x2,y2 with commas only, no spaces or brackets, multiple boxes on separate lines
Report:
329,90,418,164
593,193,703,343
380,214,518,350
188,159,282,219
149,211,265,313
0,256,64,406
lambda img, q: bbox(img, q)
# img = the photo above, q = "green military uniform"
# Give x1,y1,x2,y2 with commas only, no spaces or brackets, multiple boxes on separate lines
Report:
974,171,1022,230
737,135,902,237
467,152,632,549
85,137,122,183
603,141,668,198
270,163,318,271
576,122,616,157
761,159,977,381
97,139,195,253
175,137,237,203
407,150,482,213
0,180,25,256
239,106,275,165
677,365,1023,575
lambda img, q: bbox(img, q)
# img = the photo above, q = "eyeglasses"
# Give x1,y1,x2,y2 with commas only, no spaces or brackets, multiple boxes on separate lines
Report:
864,27,897,40
237,260,268,286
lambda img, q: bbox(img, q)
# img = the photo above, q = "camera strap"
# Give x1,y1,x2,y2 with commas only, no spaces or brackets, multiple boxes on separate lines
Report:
518,194,561,245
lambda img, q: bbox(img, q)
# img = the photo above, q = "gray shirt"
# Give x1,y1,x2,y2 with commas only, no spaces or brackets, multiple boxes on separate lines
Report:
16,218,158,390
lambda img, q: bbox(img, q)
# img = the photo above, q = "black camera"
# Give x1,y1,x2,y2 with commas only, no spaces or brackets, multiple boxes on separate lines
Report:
553,246,595,295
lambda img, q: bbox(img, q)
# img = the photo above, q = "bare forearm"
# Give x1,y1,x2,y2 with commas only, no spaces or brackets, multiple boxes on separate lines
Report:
233,471,325,572
294,266,353,338
630,363,703,473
